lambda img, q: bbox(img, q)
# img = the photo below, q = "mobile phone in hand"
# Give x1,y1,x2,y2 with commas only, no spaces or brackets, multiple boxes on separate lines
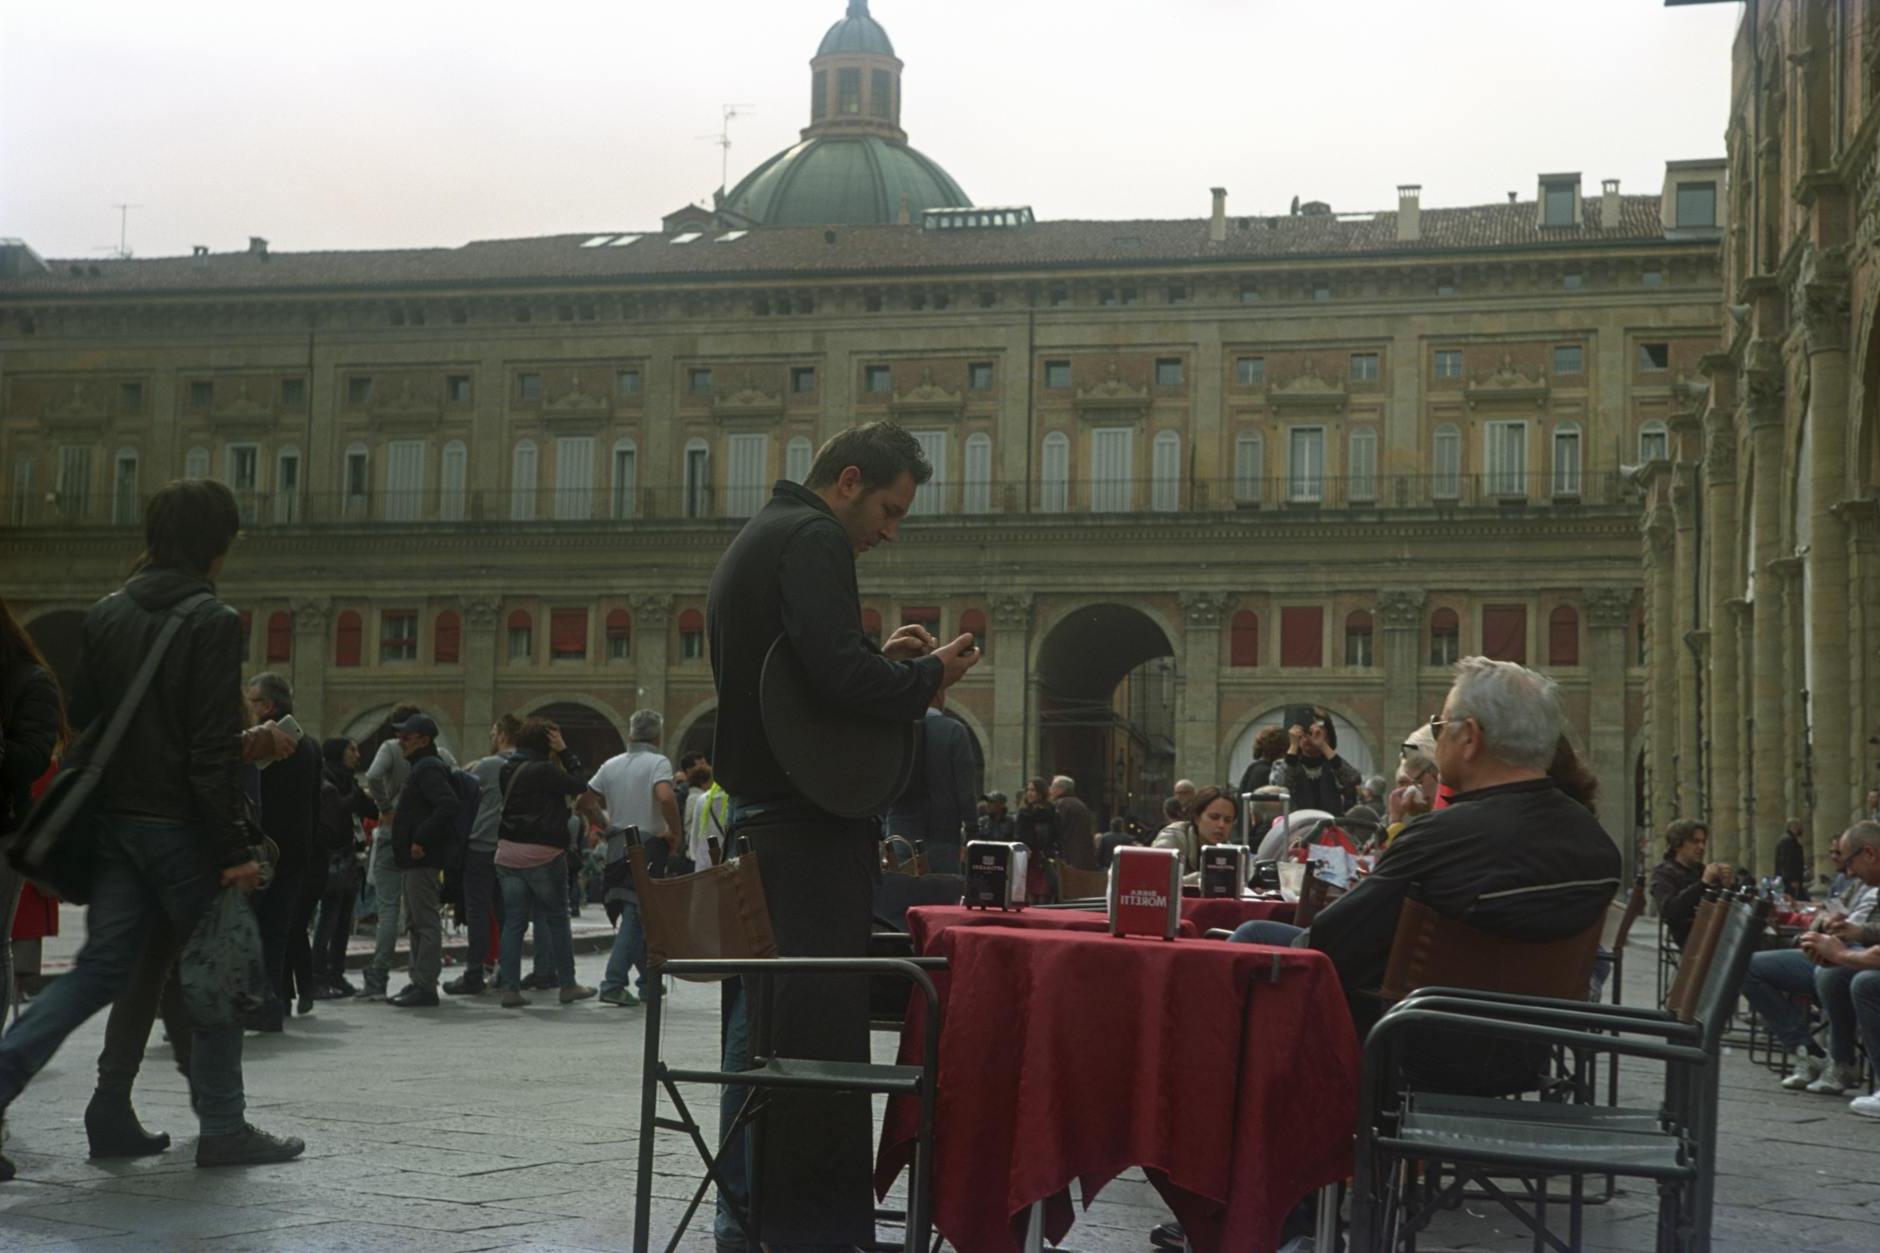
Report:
275,714,305,743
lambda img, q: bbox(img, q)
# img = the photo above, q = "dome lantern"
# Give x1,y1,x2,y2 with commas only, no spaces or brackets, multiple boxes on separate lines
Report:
807,0,906,144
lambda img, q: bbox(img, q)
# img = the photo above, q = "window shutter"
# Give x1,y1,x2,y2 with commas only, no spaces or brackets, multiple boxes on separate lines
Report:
554,437,595,520
265,611,293,663
1151,432,1180,512
1234,434,1264,503
726,433,769,517
963,434,992,514
434,610,462,664
1230,611,1260,667
911,431,948,515
1482,605,1528,663
1041,434,1070,512
960,608,988,651
335,611,363,667
1090,427,1132,512
1549,605,1580,667
1279,607,1324,668
385,440,426,522
550,609,588,658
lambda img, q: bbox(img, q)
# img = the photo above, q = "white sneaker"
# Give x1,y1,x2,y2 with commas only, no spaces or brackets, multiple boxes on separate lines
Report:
1805,1063,1862,1095
1848,1092,1880,1119
1781,1053,1827,1090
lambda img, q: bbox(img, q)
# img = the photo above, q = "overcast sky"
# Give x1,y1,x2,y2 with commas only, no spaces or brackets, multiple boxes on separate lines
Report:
2,0,1744,261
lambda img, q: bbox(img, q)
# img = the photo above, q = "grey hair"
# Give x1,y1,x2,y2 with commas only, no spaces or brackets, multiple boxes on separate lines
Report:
1051,775,1075,794
1445,656,1562,771
628,708,663,744
245,671,293,715
1364,774,1389,797
1846,821,1880,858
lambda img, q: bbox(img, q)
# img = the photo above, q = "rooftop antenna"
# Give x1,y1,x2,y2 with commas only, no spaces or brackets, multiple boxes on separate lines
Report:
697,103,755,193
107,201,141,257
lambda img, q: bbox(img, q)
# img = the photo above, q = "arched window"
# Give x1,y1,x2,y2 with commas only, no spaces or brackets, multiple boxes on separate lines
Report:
960,607,987,653
611,438,638,519
861,608,883,644
273,444,301,525
1432,425,1461,500
342,442,369,517
184,446,210,480
962,433,992,514
434,609,462,664
507,609,534,661
335,610,363,667
1638,420,1669,463
1040,432,1070,513
1549,604,1581,667
1229,610,1260,667
511,440,538,520
1151,430,1181,512
1551,423,1582,497
1234,432,1264,505
784,436,813,486
1429,607,1459,666
554,436,595,520
265,610,293,664
111,447,140,526
1348,427,1378,502
606,608,633,661
683,437,711,519
911,431,947,515
1344,610,1374,667
440,440,468,522
678,608,706,661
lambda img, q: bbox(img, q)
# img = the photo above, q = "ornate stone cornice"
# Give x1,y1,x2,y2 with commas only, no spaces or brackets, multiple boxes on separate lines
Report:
630,593,674,626
1584,586,1635,628
289,597,331,632
1723,596,1751,623
1376,587,1427,629
1831,497,1880,551
463,596,502,629
1073,357,1151,416
890,367,965,419
711,372,784,421
1741,337,1785,429
1767,554,1805,591
988,593,1033,631
1683,629,1710,659
1179,590,1232,628
1268,359,1349,412
1703,421,1738,484
1464,352,1549,410
544,372,613,419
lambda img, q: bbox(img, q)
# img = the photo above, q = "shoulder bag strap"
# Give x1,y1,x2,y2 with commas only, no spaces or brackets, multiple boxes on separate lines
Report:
86,591,215,774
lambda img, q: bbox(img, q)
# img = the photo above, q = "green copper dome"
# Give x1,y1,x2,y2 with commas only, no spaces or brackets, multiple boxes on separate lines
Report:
722,135,969,226
818,1,895,57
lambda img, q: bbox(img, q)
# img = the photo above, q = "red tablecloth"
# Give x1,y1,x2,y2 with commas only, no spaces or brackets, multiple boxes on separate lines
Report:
1181,896,1295,934
905,905,1196,951
877,926,1357,1253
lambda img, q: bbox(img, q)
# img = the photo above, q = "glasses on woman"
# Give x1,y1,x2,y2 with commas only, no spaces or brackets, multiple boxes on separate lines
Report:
1427,714,1450,740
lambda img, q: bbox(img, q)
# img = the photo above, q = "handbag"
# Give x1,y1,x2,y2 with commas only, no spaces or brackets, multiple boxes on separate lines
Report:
178,885,271,1029
5,592,212,903
628,843,776,977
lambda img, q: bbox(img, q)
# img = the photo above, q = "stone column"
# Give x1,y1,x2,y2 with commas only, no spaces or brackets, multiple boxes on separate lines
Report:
1770,554,1807,866
1801,251,1853,863
631,594,674,719
1377,588,1428,744
1643,505,1677,831
1836,499,1880,812
1746,352,1786,877
1724,599,1754,856
289,597,331,737
1176,591,1231,783
462,596,502,738
988,593,1035,790
1670,465,1703,820
1703,417,1742,861
1586,587,1635,873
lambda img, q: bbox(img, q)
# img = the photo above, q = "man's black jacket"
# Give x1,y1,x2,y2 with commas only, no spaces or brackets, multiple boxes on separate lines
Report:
70,566,248,867
391,746,461,869
887,707,977,846
707,481,941,803
1649,855,1706,947
1306,777,1623,1000
257,734,323,875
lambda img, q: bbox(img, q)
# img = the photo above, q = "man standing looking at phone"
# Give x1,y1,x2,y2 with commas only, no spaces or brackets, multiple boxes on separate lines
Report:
707,422,978,1248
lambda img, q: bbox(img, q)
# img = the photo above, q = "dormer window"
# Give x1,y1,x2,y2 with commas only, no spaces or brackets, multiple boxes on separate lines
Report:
1542,182,1577,227
1675,182,1716,228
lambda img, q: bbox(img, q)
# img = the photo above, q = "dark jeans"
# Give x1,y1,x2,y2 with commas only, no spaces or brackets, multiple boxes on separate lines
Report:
0,818,246,1135
95,918,193,1097
463,848,499,971
721,806,878,1245
283,859,322,1004
253,842,307,1011
311,881,354,983
497,857,576,989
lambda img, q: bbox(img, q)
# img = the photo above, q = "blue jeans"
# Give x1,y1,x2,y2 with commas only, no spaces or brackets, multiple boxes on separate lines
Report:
1230,919,1307,946
497,857,575,990
0,819,246,1135
367,833,402,985
601,896,654,999
1817,954,1876,1066
1741,948,1822,1052
716,978,752,1243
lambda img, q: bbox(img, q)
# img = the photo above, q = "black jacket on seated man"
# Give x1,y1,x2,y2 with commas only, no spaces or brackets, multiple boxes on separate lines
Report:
391,745,461,870
1304,776,1622,1091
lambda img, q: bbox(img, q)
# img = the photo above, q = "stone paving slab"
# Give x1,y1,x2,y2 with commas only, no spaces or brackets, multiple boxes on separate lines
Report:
3,917,1875,1250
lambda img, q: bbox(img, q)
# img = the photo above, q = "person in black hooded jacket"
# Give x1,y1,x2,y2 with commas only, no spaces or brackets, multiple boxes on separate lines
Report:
312,738,375,997
0,479,303,1181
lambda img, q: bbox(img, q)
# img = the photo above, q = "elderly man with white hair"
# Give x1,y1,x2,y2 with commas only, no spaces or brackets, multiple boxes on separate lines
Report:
1231,657,1622,1078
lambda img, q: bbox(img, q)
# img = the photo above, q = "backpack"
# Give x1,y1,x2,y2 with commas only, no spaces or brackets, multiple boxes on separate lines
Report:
447,767,482,846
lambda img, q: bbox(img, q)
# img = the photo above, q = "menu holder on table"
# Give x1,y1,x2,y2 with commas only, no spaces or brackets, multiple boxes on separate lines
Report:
1108,846,1183,940
1198,844,1252,898
963,840,1029,911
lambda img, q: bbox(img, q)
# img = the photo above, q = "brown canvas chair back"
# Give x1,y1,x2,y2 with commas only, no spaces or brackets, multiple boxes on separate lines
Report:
630,844,778,980
1054,859,1109,900
1292,864,1335,928
1666,894,1725,1023
1379,896,1605,1004
1605,877,1647,951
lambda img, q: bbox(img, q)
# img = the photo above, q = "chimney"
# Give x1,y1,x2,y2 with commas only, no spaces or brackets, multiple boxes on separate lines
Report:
1209,187,1228,244
1507,191,1517,204
1601,179,1621,229
248,236,269,260
896,194,911,226
1396,184,1421,242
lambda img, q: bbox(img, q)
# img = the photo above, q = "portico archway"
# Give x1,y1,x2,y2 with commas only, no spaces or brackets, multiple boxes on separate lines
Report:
1033,602,1176,827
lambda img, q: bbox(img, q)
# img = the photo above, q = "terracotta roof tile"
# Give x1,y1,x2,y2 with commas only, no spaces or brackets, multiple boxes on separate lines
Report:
1,197,1693,298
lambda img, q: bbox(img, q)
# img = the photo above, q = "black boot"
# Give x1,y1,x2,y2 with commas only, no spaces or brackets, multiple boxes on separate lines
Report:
85,1091,172,1159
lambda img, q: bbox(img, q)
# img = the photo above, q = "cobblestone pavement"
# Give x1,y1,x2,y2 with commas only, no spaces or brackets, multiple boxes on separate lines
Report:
0,913,1874,1250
